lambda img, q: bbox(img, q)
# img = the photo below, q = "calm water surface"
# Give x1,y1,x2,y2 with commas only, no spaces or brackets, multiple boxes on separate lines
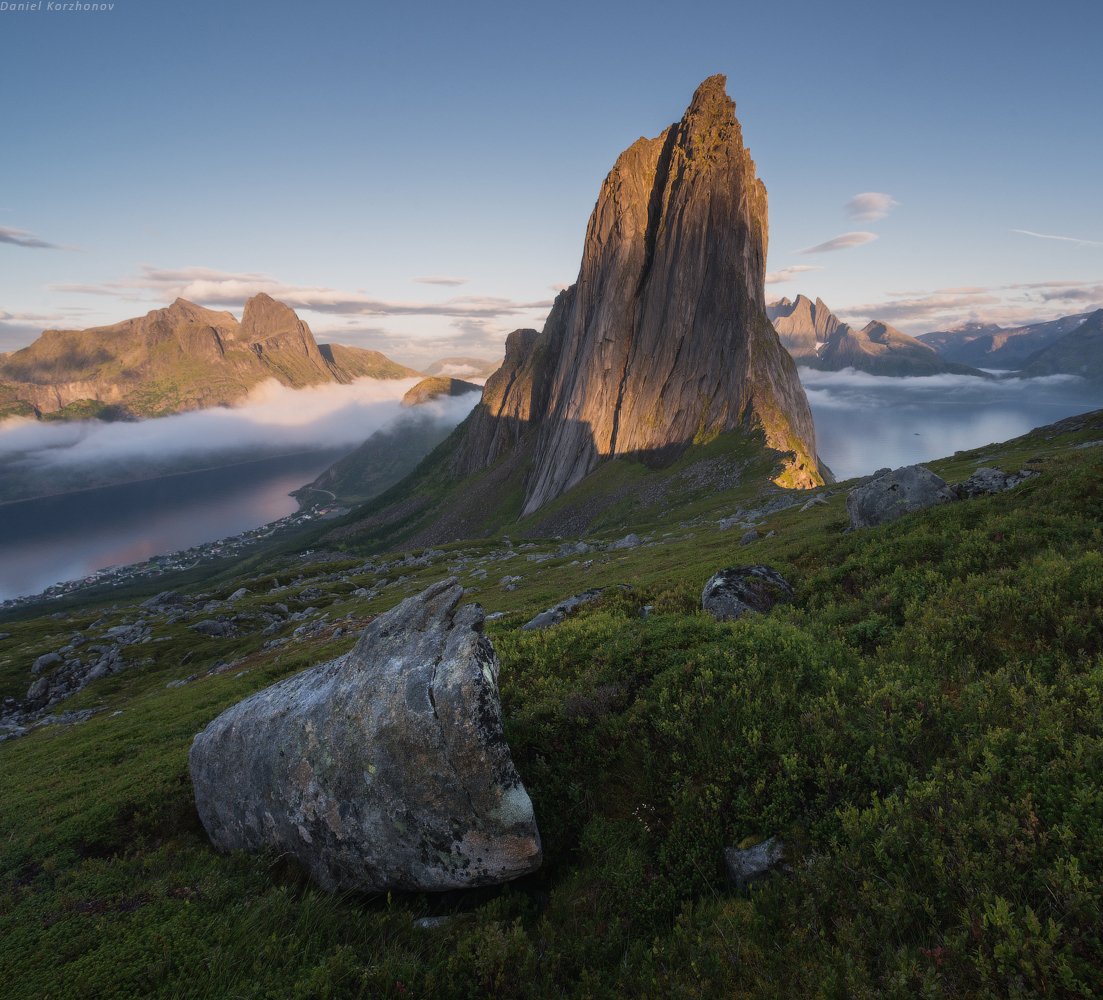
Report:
801,371,1103,480
2,374,1100,603
0,450,345,602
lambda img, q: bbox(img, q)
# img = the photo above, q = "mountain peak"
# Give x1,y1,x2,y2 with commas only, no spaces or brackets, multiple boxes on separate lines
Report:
686,74,734,121
450,76,825,513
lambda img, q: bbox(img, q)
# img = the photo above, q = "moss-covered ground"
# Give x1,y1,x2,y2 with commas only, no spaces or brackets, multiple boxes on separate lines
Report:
1,414,1101,997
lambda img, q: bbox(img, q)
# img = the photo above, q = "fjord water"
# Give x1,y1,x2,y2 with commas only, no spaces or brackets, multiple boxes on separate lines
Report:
803,370,1103,480
1,373,1099,604
0,450,346,603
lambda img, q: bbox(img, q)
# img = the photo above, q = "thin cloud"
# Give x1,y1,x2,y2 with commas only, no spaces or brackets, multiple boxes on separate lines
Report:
413,275,468,286
797,232,878,255
838,278,1103,332
765,264,824,285
1012,229,1103,248
846,193,898,222
0,226,61,250
52,265,552,319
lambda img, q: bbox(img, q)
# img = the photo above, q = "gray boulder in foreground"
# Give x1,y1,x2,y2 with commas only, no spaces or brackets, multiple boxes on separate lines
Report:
702,566,794,622
189,578,541,893
846,465,957,529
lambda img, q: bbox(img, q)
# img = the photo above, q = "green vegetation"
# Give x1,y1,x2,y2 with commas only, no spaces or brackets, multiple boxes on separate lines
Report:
1,415,1101,997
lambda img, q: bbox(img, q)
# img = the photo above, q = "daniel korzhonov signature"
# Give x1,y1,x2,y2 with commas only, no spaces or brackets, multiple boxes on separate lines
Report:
0,2,116,10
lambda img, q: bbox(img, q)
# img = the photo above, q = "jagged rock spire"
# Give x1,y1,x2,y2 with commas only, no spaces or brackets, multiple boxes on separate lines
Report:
455,76,827,513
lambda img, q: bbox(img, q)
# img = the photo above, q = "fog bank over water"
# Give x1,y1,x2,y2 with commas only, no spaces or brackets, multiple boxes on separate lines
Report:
801,368,1103,480
0,377,479,471
0,378,482,601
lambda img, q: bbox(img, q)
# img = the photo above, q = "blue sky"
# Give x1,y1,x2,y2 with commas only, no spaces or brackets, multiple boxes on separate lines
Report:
2,0,1101,365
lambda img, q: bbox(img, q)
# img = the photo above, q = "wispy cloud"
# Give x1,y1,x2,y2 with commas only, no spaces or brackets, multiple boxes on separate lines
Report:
0,225,61,250
838,279,1103,332
52,265,553,320
1012,229,1103,248
845,193,898,222
765,264,824,285
797,231,878,255
413,275,468,286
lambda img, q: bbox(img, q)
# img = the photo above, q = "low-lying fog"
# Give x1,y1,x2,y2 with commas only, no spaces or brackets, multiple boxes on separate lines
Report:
0,377,479,478
801,369,1103,480
0,379,481,602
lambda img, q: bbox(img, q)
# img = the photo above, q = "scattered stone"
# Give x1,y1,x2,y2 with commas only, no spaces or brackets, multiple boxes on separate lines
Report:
846,465,957,529
500,575,522,591
191,620,234,638
32,652,62,675
955,467,1039,498
189,579,542,893
702,566,794,622
739,529,759,546
799,494,829,512
141,590,185,610
609,533,641,551
413,915,454,931
485,612,505,622
723,837,786,891
298,586,324,602
228,588,250,602
556,541,592,557
522,589,606,630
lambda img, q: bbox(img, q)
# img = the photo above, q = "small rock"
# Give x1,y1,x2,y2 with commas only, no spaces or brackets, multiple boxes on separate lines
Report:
724,837,786,891
141,590,185,610
702,566,794,622
608,533,640,551
738,529,759,546
32,652,62,675
228,588,250,602
522,589,606,630
191,620,233,638
955,467,1038,498
412,915,454,931
298,586,324,602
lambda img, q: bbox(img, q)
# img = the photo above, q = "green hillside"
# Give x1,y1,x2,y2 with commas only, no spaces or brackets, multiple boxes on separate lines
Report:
1,410,1101,997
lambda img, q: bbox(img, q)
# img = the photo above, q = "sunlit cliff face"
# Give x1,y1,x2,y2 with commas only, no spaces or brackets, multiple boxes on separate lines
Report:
452,75,827,512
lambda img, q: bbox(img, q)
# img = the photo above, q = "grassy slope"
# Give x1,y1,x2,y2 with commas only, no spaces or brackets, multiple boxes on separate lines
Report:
1,413,1101,997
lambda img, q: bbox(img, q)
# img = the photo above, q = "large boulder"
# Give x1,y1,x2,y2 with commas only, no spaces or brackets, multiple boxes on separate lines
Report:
846,465,957,529
702,566,794,622
189,579,541,893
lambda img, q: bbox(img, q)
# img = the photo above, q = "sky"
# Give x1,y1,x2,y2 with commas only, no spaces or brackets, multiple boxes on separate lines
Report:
2,0,1102,366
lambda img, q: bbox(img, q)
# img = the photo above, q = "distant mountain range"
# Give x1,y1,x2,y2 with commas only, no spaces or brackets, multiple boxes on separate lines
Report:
0,294,419,421
769,294,1103,380
1020,309,1103,380
917,311,1097,369
767,295,983,376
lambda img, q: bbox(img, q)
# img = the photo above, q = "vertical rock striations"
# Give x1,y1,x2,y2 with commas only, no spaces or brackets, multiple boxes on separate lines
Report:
455,75,826,514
